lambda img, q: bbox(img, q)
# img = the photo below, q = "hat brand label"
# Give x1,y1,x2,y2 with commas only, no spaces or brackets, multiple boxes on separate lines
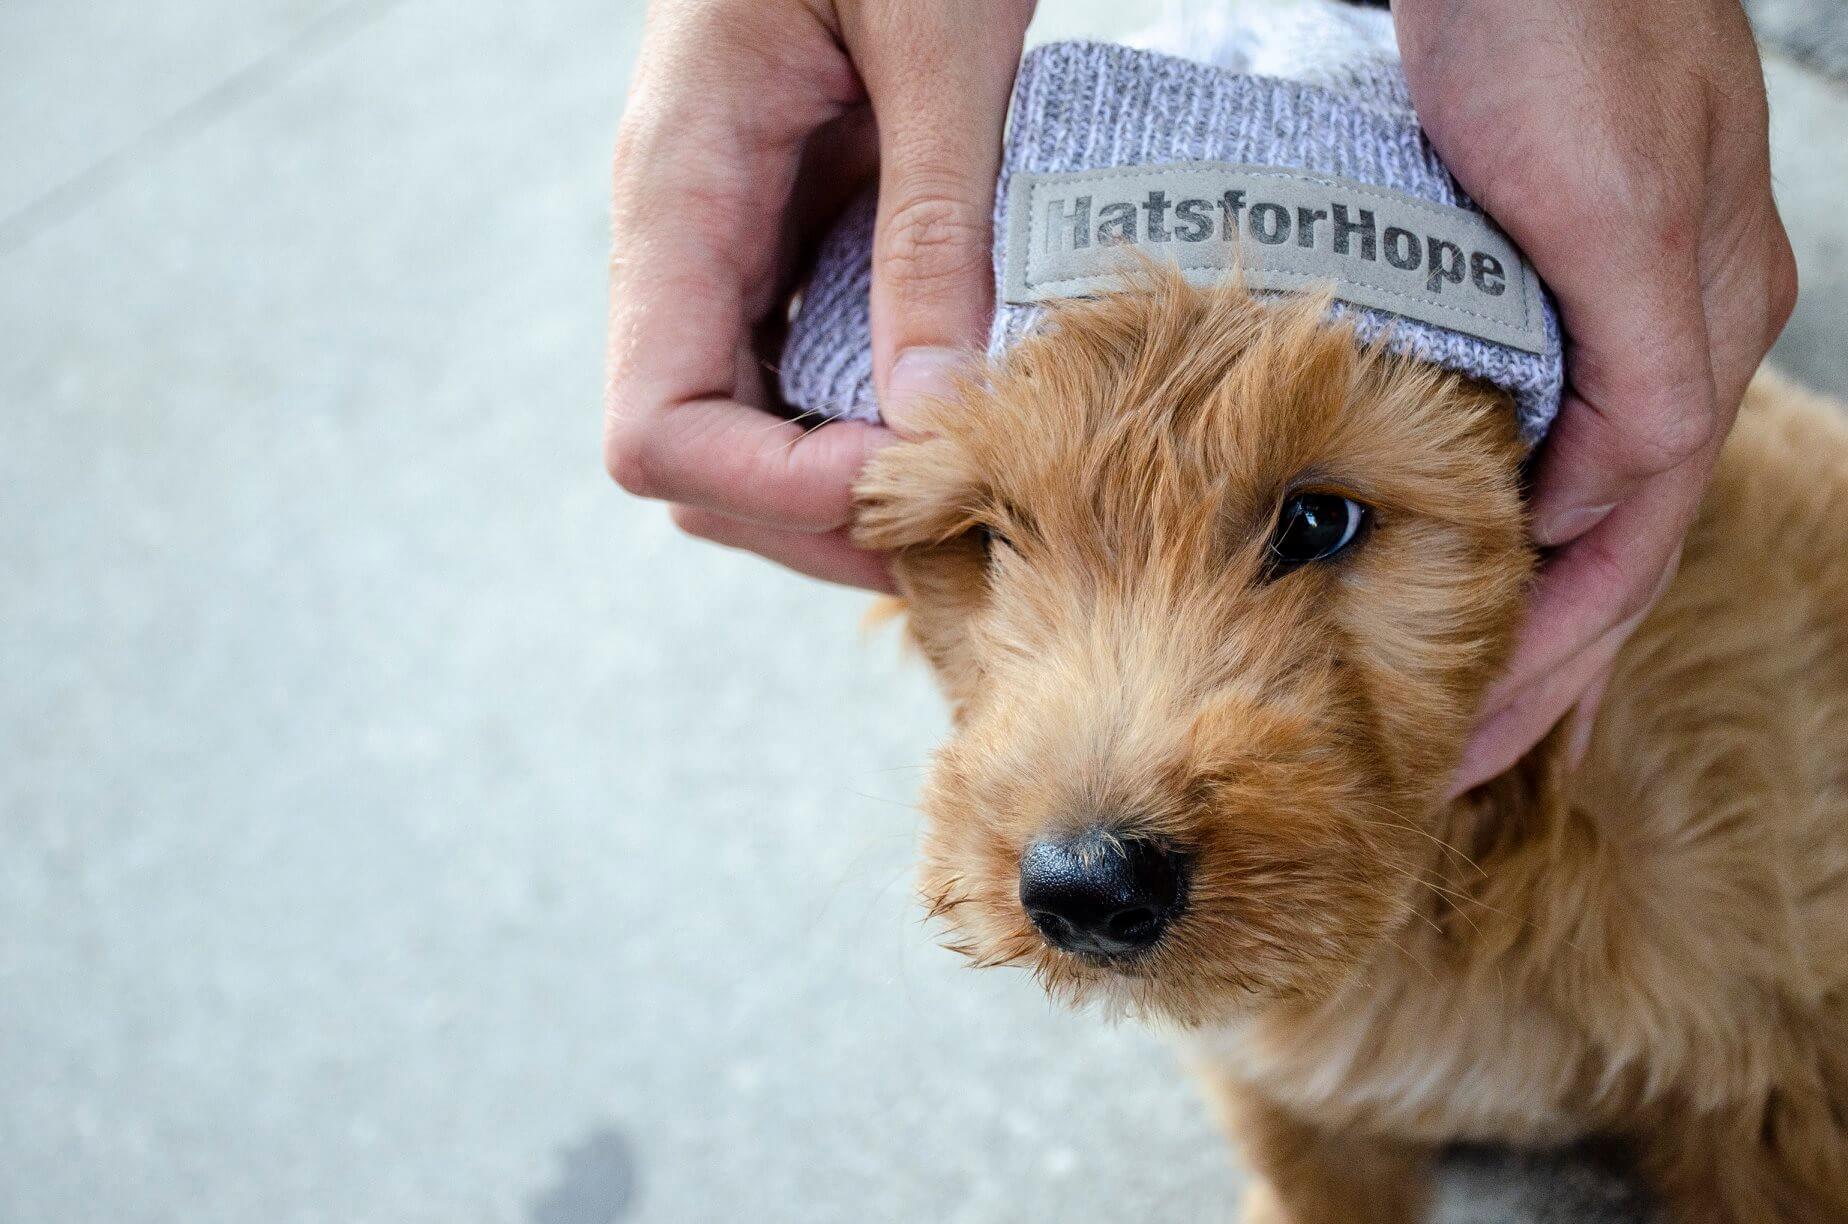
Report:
1003,163,1548,354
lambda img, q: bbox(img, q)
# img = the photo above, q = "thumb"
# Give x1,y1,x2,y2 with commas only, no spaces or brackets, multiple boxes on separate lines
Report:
848,2,1032,437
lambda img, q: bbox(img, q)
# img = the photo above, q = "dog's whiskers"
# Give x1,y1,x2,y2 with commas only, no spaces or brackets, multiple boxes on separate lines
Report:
1345,800,1489,878
845,788,926,814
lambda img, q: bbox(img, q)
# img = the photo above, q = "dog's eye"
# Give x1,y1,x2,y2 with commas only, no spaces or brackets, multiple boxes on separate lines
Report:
1268,493,1368,570
974,524,1011,557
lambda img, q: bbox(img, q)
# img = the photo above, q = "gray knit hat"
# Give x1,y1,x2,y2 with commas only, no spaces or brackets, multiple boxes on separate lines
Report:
780,2,1564,446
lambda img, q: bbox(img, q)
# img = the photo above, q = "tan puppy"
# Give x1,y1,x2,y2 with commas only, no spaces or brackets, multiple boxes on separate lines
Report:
854,268,1848,1222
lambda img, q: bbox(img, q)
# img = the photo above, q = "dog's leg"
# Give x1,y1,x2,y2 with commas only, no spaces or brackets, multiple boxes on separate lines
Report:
1203,1078,1432,1224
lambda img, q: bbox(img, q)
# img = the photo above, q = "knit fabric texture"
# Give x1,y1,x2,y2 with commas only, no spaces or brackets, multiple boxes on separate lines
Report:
778,3,1565,446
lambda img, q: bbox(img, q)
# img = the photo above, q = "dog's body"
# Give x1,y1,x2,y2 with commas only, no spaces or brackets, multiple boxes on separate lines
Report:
854,272,1848,1221
1201,365,1848,1223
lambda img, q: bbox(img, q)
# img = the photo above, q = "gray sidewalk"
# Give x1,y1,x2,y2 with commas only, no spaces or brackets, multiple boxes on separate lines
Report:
2,4,1843,1223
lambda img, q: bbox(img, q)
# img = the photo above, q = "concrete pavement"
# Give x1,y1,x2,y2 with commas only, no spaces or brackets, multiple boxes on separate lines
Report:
3,3,1844,1221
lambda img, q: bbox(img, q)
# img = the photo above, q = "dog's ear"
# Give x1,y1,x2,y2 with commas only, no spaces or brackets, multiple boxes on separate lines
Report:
852,436,986,552
852,436,995,715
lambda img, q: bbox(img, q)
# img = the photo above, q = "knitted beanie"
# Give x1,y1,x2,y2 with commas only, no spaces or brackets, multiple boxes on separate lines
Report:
779,0,1564,447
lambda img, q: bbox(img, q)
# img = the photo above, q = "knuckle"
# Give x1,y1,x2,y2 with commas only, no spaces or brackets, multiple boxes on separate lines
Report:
1631,404,1716,471
877,193,989,294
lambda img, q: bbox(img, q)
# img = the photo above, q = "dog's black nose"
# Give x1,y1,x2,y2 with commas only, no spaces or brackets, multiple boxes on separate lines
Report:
1018,830,1188,957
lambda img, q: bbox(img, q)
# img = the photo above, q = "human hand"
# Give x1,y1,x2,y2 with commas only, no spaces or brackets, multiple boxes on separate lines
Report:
605,0,1037,590
1393,0,1798,791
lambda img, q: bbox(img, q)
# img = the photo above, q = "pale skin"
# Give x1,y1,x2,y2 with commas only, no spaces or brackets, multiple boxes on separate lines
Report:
605,0,1796,791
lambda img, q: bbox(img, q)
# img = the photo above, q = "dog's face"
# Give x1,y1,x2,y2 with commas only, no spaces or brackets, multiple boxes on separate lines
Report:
854,274,1534,1026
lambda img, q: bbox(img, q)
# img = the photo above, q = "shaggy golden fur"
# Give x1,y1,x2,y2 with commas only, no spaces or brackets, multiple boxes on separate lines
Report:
853,269,1848,1222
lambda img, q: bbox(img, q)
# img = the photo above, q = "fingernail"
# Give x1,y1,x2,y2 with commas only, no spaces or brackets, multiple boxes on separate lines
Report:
1534,502,1616,548
883,347,965,438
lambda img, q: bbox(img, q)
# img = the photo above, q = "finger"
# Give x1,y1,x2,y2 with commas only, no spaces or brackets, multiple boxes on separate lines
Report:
1456,439,1698,793
1526,265,1719,547
846,1,1033,436
1477,454,1706,722
617,401,895,530
1453,526,1685,793
671,506,897,592
1449,587,1652,795
1565,660,1617,770
1462,525,1670,793
606,2,866,514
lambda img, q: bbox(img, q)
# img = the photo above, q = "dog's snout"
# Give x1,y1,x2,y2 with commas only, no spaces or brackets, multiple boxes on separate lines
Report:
1018,830,1188,957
